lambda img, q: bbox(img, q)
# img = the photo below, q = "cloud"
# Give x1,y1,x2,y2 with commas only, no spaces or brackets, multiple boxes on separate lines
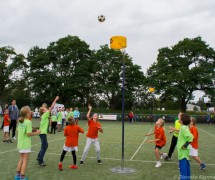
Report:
1,0,215,73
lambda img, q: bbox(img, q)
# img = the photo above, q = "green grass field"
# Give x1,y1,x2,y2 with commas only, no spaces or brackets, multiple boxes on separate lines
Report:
0,118,215,180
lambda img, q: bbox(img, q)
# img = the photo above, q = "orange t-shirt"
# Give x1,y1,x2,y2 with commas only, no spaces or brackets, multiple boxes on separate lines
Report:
190,126,198,149
86,119,102,139
4,114,10,126
64,124,84,147
154,125,166,146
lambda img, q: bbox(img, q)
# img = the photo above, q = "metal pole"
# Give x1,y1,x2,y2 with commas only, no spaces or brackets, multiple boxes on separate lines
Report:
152,94,154,122
121,50,125,171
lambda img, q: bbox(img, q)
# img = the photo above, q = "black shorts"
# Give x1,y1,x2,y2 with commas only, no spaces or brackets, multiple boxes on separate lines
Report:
155,145,163,150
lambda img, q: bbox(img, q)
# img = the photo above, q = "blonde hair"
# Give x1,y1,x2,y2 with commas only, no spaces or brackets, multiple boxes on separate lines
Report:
190,117,197,125
68,116,75,124
158,118,165,127
39,106,45,116
19,106,31,123
42,103,47,108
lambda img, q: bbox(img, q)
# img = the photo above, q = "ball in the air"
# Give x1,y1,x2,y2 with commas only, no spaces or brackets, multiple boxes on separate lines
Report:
98,15,105,22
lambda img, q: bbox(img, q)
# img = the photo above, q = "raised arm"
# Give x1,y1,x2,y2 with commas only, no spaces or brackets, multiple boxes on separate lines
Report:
87,104,92,120
49,96,59,113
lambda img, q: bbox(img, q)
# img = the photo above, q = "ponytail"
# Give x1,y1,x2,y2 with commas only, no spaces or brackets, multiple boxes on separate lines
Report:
19,117,25,123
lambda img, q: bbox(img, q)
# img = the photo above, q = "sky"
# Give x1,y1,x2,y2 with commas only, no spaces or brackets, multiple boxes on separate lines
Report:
1,0,214,101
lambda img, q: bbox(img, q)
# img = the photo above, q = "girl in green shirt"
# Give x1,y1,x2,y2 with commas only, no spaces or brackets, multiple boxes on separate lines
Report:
15,106,41,180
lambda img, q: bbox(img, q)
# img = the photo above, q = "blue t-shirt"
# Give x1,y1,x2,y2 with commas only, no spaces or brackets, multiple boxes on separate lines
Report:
74,110,80,119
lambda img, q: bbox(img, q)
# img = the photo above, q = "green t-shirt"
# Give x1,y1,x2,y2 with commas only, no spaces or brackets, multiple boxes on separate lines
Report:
173,120,181,137
177,125,193,160
51,115,57,122
39,111,50,134
17,119,32,150
57,112,62,122
66,111,74,121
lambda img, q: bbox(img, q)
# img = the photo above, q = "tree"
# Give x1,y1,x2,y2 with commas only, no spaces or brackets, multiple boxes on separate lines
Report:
0,46,26,105
91,45,145,110
27,35,93,106
146,37,215,112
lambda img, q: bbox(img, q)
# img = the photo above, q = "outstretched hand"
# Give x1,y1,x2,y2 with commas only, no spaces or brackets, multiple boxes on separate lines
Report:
88,104,92,109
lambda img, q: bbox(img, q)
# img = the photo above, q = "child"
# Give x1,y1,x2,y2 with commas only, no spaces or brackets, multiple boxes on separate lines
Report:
3,109,11,143
61,107,67,129
189,117,206,170
15,106,41,180
50,112,57,134
146,118,166,168
177,113,193,180
58,116,84,170
80,104,103,165
57,107,62,132
73,107,80,125
164,112,182,160
37,96,59,166
66,108,74,126
128,111,134,123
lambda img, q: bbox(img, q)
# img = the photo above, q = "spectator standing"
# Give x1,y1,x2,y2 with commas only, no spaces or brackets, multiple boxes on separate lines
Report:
9,100,19,140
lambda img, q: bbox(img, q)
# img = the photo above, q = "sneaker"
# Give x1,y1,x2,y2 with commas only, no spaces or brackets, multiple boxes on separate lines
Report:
200,163,206,170
20,177,28,180
38,163,46,167
13,136,16,140
14,175,20,180
98,160,102,164
161,153,167,159
155,161,161,168
58,163,63,171
164,156,171,161
69,165,78,169
80,161,84,165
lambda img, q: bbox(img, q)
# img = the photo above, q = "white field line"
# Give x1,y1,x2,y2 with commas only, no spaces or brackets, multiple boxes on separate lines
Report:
0,124,113,155
130,128,152,160
198,127,215,138
0,137,65,155
30,151,215,166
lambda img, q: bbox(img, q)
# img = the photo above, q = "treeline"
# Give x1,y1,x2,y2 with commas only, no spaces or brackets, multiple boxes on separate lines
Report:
0,35,214,112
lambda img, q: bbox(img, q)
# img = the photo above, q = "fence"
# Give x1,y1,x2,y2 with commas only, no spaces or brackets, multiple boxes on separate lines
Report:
79,112,214,123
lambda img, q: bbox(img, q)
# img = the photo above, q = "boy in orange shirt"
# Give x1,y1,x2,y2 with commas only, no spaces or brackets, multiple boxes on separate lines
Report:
146,118,166,168
189,117,206,170
80,104,103,165
3,109,11,143
58,116,84,170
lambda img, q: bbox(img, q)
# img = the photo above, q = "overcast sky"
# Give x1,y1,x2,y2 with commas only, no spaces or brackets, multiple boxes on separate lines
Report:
1,0,214,101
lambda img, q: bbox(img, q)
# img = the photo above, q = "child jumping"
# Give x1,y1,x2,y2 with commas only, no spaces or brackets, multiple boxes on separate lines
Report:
58,116,84,170
146,118,166,168
177,113,193,180
15,106,41,180
37,96,59,166
189,117,206,170
80,104,103,165
3,109,11,143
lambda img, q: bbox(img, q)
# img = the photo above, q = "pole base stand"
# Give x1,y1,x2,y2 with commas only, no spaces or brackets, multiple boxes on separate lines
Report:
111,167,135,174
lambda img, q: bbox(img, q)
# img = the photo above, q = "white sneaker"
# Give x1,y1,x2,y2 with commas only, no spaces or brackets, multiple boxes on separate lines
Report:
13,137,16,140
155,161,161,168
161,153,168,159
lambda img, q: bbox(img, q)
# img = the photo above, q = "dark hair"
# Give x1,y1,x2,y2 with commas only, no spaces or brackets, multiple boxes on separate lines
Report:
181,113,190,125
